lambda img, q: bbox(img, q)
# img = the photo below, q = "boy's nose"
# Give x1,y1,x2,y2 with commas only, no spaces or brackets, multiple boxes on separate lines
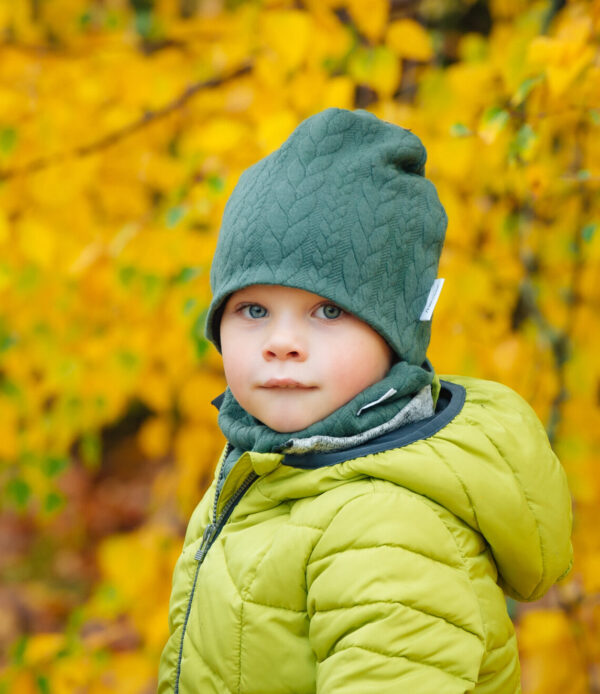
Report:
262,327,307,361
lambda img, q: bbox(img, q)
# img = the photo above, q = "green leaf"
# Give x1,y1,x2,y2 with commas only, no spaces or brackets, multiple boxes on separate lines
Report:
142,273,162,303
511,76,543,106
589,109,600,125
183,297,198,315
166,205,185,228
190,309,209,360
0,320,18,353
582,223,597,242
0,378,20,398
0,127,17,155
479,107,510,141
502,212,520,238
515,124,536,151
509,124,538,162
42,455,68,478
173,266,201,284
44,492,64,513
97,582,119,603
450,122,471,137
36,675,50,694
33,321,51,337
134,9,153,38
80,431,101,468
576,169,590,181
79,11,93,28
0,334,17,353
12,635,27,666
17,264,39,291
118,350,139,370
105,11,120,29
207,175,225,193
7,478,31,508
481,106,510,129
118,265,136,287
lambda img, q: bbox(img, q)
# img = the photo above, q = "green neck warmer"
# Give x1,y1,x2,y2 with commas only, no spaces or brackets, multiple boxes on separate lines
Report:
218,360,434,455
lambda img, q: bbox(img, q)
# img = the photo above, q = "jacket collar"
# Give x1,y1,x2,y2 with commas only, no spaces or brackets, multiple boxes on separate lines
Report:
280,380,465,469
213,379,466,471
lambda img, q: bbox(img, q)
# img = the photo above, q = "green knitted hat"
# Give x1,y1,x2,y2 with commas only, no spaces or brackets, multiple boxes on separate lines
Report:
206,107,447,366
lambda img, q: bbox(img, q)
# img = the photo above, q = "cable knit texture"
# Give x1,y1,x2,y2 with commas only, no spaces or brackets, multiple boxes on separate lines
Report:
205,108,447,366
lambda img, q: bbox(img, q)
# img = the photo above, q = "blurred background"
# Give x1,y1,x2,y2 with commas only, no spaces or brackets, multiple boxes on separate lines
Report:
0,0,598,692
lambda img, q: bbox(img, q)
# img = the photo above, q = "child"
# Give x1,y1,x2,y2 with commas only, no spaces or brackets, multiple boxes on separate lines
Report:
158,108,572,693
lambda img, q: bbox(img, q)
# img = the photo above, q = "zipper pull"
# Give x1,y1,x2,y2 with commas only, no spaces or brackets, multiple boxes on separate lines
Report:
194,523,216,561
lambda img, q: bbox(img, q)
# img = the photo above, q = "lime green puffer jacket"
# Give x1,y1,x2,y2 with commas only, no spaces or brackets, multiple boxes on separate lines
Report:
158,376,572,693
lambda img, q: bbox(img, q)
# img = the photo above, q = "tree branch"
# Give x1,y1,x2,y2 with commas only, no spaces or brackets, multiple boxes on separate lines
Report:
0,62,253,182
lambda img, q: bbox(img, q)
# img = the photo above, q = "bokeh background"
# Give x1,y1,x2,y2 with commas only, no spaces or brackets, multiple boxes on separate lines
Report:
0,0,598,692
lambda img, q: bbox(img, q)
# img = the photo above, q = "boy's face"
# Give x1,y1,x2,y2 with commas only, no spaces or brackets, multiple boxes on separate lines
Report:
220,285,394,433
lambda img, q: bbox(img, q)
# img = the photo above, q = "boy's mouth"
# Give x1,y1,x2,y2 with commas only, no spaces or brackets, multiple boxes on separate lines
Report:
260,378,317,389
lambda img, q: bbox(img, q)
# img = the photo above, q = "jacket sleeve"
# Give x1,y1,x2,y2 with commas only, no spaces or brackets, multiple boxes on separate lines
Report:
306,488,486,693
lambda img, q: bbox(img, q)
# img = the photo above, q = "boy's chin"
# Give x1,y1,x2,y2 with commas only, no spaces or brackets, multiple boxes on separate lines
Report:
255,410,323,433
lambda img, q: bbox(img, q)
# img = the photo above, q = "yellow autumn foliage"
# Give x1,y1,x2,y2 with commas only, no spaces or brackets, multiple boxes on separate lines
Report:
386,19,433,60
0,1,598,692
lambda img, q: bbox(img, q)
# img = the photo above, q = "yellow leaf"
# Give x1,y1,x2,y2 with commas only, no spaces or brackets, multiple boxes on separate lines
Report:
490,0,531,19
0,264,10,293
287,69,327,114
24,633,65,666
2,672,36,694
178,370,225,422
96,527,174,607
174,423,222,511
137,416,172,458
257,109,298,154
192,117,248,155
349,46,400,98
260,11,311,72
321,76,355,110
305,6,354,71
386,19,433,61
0,212,9,244
519,609,573,650
137,368,172,412
547,54,594,97
581,551,600,593
526,36,556,65
18,217,57,269
347,0,389,42
527,35,595,97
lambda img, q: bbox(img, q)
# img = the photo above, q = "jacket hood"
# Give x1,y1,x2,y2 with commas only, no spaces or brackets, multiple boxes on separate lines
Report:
281,375,573,602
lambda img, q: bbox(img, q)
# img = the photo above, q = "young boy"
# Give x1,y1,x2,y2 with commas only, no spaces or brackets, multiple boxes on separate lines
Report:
158,108,572,693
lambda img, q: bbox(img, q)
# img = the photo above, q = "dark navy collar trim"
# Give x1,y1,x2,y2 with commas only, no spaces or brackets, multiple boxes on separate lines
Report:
211,392,226,410
281,380,467,470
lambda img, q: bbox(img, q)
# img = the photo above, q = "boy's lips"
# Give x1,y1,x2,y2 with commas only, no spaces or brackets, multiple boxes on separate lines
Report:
260,378,317,389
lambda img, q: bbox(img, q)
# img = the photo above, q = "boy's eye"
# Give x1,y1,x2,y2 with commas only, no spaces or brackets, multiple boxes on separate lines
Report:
316,304,343,320
241,304,267,319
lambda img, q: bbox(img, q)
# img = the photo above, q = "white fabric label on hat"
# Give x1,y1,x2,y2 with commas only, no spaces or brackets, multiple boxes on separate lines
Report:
420,278,445,321
356,388,397,416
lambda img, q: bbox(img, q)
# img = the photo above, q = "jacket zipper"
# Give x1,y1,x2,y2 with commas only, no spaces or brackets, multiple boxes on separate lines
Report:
174,445,258,694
